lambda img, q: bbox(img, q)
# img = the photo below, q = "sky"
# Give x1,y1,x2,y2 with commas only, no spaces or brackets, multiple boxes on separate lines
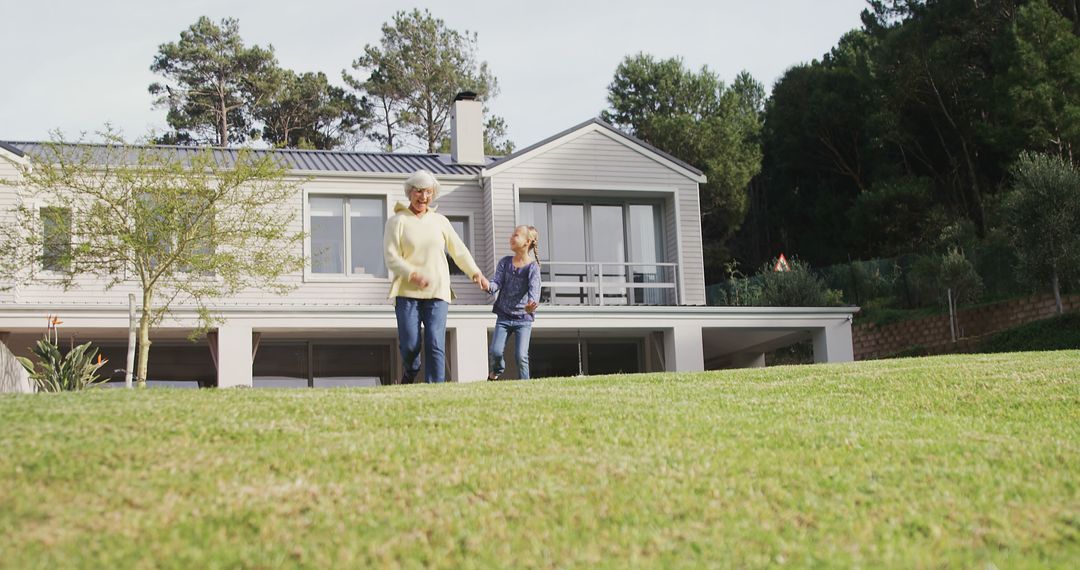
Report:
1,0,869,152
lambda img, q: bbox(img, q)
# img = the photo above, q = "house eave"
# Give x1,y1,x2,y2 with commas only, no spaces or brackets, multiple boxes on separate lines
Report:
481,119,707,184
286,169,481,182
0,142,31,169
1,303,859,320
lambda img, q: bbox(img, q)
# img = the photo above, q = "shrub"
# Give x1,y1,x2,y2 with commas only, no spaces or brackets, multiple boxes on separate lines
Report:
17,339,109,392
887,344,929,359
970,229,1022,300
979,314,1080,353
757,258,844,307
822,259,899,307
939,247,984,306
847,176,941,257
709,260,763,306
903,249,984,309
903,254,943,308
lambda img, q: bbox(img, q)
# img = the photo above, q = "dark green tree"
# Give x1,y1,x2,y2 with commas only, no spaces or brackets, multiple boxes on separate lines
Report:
345,9,506,153
752,0,1080,269
343,66,403,152
602,54,763,276
753,30,889,265
861,0,1023,234
996,0,1080,160
481,116,515,156
149,16,280,147
1003,152,1080,315
258,71,371,150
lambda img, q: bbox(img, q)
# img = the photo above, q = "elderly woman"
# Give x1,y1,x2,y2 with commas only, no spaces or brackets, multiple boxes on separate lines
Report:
384,169,489,383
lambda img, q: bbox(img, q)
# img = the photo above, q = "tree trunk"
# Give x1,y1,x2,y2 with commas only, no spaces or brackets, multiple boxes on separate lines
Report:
219,100,229,147
125,293,136,389
958,138,985,235
1052,269,1063,316
136,292,154,386
427,106,436,153
385,114,395,152
925,62,984,233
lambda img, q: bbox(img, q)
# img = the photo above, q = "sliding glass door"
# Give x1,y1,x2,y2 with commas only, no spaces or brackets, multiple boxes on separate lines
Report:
589,205,628,305
520,199,665,305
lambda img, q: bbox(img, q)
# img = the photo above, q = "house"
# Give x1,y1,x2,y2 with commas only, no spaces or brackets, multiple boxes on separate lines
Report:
0,95,858,388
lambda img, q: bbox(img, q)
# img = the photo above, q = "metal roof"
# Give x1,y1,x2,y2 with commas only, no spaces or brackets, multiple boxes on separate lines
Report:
0,141,25,157
0,141,491,176
4,119,704,179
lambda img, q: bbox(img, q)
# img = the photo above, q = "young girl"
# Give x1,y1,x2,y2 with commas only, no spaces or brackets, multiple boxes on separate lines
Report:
486,225,542,380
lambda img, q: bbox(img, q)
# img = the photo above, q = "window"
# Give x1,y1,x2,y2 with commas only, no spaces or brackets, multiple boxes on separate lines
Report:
40,206,71,272
252,341,393,387
140,193,215,276
350,198,385,277
445,216,470,276
309,196,386,277
528,338,642,377
521,199,666,305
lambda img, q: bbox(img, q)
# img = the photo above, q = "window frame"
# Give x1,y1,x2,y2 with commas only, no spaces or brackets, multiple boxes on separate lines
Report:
441,211,475,279
519,197,669,305
303,190,389,282
38,204,73,274
518,197,667,265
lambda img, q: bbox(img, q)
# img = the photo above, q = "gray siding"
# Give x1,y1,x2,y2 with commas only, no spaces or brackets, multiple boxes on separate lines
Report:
487,129,706,305
1,169,491,309
0,158,21,305
0,126,708,311
480,177,496,275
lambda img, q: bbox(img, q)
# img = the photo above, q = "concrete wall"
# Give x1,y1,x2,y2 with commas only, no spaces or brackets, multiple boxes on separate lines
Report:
0,339,32,393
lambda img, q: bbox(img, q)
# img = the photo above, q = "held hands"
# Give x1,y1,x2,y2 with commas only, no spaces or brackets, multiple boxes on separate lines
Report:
472,273,490,291
408,272,430,289
525,300,539,314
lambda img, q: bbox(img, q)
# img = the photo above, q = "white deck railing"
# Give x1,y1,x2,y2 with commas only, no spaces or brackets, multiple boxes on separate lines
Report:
539,261,678,306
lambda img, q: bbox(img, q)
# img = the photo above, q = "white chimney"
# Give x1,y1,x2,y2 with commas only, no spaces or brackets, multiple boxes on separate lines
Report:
450,92,484,165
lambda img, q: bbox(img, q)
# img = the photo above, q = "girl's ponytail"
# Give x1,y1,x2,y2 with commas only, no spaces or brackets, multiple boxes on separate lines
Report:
525,225,541,268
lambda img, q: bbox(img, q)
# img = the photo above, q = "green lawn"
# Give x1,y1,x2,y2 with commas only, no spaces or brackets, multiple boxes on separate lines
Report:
2,352,1078,568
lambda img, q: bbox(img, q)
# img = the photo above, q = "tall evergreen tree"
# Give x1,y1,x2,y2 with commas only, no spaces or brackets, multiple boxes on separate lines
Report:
861,0,1022,234
149,16,280,147
603,54,763,277
750,0,1080,268
345,9,506,153
997,0,1080,161
258,71,371,150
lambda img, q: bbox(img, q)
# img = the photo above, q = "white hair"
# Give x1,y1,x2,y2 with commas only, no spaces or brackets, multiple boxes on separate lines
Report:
403,169,440,199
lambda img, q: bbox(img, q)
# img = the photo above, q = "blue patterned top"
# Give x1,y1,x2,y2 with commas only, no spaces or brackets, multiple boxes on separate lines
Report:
488,256,541,321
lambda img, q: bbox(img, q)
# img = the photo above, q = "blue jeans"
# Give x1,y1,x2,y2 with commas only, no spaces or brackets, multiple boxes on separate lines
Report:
395,297,449,383
489,318,533,379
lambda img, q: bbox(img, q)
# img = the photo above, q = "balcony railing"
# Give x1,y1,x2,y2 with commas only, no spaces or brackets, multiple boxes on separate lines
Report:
540,261,679,306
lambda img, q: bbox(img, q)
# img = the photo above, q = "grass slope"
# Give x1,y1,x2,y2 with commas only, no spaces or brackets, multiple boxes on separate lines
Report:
1,352,1078,568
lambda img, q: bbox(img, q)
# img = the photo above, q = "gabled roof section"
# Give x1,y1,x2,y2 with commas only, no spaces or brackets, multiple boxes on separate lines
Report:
482,118,706,183
0,141,31,167
0,141,26,157
0,141,494,176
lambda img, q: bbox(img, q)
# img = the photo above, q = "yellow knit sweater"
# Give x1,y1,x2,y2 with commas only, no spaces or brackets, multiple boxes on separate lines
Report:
383,202,481,302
